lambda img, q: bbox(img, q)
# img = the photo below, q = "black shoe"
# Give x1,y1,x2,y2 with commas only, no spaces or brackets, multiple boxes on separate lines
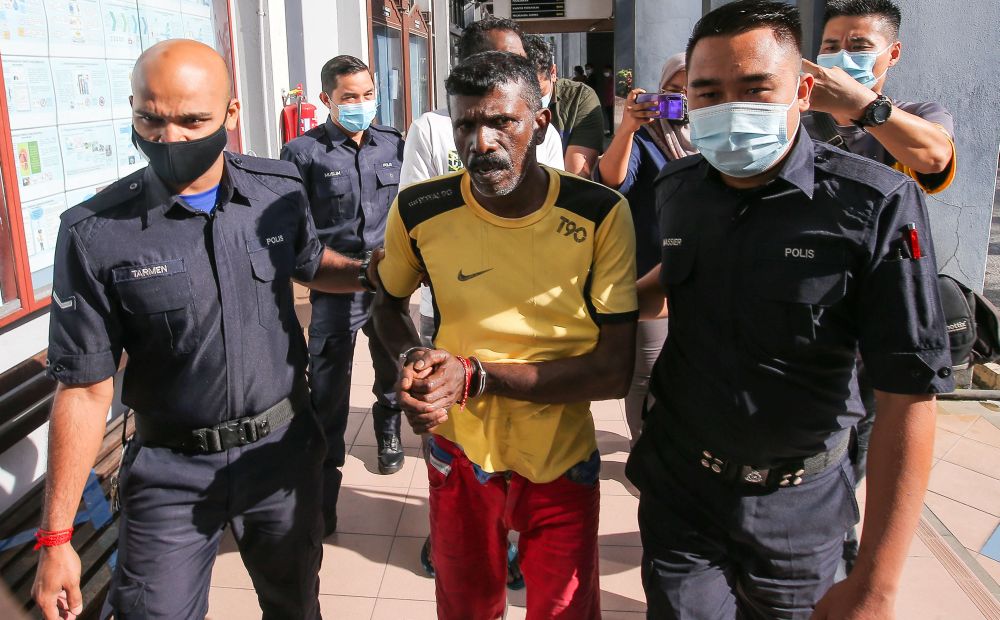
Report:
420,536,435,577
323,513,337,538
377,431,404,475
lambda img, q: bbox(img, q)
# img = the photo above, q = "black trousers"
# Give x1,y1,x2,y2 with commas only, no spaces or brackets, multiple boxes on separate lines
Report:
307,291,401,518
105,413,325,619
627,418,859,620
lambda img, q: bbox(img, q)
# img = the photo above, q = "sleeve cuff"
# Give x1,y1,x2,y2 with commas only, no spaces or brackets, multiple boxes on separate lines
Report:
863,349,956,395
47,350,118,385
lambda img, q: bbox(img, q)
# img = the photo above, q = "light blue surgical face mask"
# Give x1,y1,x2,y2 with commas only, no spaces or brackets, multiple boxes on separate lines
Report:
333,98,378,133
688,84,800,178
816,43,892,87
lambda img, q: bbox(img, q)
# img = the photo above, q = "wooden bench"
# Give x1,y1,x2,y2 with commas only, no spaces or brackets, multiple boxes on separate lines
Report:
0,352,131,619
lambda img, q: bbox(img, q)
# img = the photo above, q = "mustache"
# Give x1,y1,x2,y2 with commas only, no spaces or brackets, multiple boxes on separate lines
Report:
467,152,513,173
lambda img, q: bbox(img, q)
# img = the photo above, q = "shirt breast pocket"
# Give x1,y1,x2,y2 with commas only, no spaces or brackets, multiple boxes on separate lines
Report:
374,164,400,209
247,240,295,329
315,176,355,224
114,264,198,357
752,254,848,351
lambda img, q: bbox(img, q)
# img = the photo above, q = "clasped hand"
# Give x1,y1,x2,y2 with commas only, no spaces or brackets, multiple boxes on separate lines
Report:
398,349,466,434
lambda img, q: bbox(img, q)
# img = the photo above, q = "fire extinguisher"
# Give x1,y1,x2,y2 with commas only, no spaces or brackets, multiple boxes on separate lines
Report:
280,83,319,144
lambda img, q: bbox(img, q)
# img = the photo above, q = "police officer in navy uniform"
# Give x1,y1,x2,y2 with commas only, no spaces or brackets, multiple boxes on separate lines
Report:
31,40,380,620
627,3,953,619
281,55,405,536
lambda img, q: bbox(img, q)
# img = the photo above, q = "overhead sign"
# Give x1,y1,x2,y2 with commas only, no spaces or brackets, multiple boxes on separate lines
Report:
511,1,565,19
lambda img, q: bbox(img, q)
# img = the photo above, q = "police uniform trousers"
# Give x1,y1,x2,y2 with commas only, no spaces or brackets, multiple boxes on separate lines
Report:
104,412,325,619
627,414,859,620
307,290,401,515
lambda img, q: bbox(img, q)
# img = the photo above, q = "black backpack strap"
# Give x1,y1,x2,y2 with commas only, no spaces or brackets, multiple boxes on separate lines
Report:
810,112,850,152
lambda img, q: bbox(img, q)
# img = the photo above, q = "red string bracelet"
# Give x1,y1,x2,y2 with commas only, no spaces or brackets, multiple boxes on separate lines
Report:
457,356,473,411
34,527,74,550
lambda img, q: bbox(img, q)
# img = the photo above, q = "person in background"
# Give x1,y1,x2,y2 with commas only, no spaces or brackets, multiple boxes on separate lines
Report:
593,52,698,447
628,2,952,617
398,16,565,587
572,65,586,82
374,50,637,620
584,62,596,90
280,55,406,538
524,35,605,177
801,0,958,573
601,64,615,136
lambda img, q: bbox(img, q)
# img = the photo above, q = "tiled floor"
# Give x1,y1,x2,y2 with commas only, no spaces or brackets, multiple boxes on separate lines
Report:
206,294,1000,618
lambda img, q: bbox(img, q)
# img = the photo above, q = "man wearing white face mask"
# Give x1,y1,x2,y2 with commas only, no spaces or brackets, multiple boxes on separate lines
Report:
802,0,956,195
627,2,952,618
281,55,406,537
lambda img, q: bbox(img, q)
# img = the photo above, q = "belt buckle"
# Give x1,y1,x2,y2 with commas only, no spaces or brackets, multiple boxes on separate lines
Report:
191,428,210,452
739,466,770,487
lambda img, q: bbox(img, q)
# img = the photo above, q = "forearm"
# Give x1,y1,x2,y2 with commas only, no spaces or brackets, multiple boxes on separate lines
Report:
42,381,114,530
483,322,636,403
300,248,364,294
565,146,598,178
372,289,421,357
853,392,936,593
867,109,953,174
637,264,667,320
596,130,637,188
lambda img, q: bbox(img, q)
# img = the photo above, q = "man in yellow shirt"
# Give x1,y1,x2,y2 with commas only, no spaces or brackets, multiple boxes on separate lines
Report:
373,51,637,619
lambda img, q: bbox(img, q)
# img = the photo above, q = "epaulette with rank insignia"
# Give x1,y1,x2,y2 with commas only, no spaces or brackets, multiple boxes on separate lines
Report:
371,123,403,138
654,153,703,184
813,141,907,199
60,168,146,228
226,152,303,182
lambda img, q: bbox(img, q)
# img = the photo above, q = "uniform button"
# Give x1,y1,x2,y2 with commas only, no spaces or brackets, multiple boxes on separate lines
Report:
938,367,952,378
128,182,138,191
233,157,243,165
54,364,65,372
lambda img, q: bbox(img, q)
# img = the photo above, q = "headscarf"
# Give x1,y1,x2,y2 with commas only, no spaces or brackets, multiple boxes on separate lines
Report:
645,53,698,161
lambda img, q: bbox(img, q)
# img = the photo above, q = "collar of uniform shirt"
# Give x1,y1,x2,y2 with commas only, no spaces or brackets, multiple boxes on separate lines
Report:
324,116,378,148
142,154,254,228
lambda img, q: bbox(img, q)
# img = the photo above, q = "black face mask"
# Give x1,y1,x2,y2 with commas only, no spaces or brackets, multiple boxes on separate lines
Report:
131,123,229,187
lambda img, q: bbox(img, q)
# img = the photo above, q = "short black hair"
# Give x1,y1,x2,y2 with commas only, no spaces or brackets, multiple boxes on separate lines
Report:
446,51,542,112
320,55,370,94
824,0,902,40
686,0,802,66
457,16,523,61
523,34,554,75
573,65,584,74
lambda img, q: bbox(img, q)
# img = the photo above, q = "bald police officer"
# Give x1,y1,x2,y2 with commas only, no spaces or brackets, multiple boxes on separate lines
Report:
628,3,952,618
31,40,379,620
281,56,405,537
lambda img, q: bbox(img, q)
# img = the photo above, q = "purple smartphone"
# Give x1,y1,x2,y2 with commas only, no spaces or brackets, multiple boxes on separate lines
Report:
634,93,687,121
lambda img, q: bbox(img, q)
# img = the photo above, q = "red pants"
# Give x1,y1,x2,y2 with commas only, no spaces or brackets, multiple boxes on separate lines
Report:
427,436,601,620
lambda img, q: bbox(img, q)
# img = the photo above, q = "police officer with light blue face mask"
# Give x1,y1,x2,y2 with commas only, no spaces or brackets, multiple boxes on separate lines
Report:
628,2,953,618
281,55,405,537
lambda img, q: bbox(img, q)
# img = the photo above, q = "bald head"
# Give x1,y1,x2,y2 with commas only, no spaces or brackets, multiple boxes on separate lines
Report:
130,39,239,145
132,39,232,105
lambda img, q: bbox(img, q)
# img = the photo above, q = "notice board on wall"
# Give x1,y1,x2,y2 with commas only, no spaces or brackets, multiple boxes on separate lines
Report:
0,0,229,297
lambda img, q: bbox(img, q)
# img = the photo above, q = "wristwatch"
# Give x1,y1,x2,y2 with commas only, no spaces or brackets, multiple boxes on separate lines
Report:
358,250,376,293
853,94,892,129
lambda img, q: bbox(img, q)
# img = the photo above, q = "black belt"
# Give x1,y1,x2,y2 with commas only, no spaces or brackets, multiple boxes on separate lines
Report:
694,432,850,490
135,397,300,454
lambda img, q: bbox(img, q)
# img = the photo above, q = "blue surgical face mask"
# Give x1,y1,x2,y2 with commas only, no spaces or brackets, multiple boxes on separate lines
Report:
333,99,378,133
688,84,800,178
816,44,892,87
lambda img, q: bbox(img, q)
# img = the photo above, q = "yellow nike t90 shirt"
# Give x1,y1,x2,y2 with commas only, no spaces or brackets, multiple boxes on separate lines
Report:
379,166,638,483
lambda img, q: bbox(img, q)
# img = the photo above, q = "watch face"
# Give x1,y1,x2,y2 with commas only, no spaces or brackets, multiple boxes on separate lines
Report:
871,99,892,124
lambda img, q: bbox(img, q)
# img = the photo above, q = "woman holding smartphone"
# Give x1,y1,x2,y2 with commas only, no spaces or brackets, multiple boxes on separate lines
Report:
592,52,698,446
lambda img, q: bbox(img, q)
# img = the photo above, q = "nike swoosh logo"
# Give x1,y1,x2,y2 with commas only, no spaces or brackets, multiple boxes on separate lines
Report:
457,268,493,282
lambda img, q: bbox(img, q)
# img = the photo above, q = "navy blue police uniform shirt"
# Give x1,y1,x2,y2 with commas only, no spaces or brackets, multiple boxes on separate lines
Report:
46,153,324,429
279,117,403,256
646,127,954,464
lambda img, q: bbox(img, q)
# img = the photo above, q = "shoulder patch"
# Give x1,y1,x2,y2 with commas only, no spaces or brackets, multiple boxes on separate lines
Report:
396,172,465,231
227,153,303,182
555,171,623,227
372,123,403,138
60,169,145,228
813,141,906,198
654,153,704,184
